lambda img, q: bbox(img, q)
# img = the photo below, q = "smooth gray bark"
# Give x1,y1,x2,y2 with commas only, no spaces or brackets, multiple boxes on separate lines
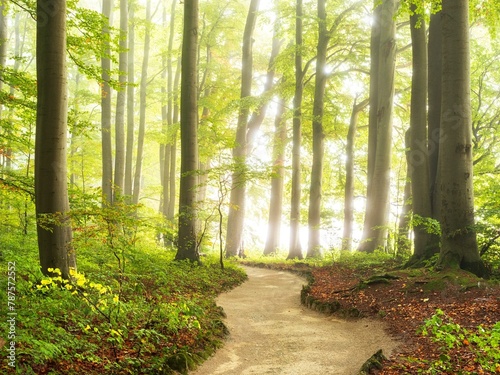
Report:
35,0,75,278
437,0,487,277
175,0,200,261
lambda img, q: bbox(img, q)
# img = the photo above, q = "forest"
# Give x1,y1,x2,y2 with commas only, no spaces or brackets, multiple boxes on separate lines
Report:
1,0,500,373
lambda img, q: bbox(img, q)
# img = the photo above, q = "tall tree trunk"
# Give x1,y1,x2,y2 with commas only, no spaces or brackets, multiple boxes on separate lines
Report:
175,0,200,261
288,0,304,260
427,11,442,222
407,4,434,263
161,0,177,220
342,97,369,251
125,2,135,199
160,2,169,215
437,0,487,277
101,0,113,205
132,0,151,205
307,0,329,258
35,0,75,279
358,0,397,253
425,10,442,255
397,130,412,257
168,56,181,221
225,0,260,257
263,98,287,255
113,0,128,201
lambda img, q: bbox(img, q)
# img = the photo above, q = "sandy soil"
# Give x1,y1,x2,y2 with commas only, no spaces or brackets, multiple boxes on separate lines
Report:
191,266,399,375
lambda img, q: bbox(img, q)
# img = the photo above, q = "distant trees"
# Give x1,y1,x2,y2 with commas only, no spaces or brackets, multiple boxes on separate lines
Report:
0,0,497,276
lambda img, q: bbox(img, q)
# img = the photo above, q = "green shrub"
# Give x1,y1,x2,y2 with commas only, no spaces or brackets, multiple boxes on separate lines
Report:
418,309,500,373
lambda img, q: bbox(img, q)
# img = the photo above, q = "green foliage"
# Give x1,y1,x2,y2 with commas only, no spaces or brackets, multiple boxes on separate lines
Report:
411,214,441,236
418,309,500,373
0,209,246,374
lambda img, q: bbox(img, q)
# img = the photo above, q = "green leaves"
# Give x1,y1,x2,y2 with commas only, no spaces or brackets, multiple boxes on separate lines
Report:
419,309,500,373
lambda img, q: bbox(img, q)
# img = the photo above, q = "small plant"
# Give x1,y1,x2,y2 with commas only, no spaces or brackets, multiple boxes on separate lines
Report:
418,309,500,373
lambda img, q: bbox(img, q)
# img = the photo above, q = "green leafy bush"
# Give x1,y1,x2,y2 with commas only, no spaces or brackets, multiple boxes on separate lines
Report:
418,309,500,373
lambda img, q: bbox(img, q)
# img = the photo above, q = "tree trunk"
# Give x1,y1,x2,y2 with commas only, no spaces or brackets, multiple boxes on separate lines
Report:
437,0,487,277
358,0,397,253
263,98,287,255
101,0,113,206
425,10,442,255
125,2,135,199
428,11,442,222
225,0,260,257
132,0,151,205
288,0,303,260
161,0,177,221
397,130,412,257
35,0,75,279
113,0,128,201
342,97,369,251
175,0,200,262
407,4,435,263
168,56,181,221
307,0,329,258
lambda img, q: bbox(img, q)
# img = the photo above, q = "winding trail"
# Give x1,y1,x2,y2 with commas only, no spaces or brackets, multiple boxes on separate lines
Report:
192,266,398,375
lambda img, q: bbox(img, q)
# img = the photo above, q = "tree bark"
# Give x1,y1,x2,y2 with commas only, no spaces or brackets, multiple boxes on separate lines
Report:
288,0,304,260
124,2,135,199
425,10,443,255
113,0,128,201
35,0,75,279
342,97,369,251
407,4,435,263
225,0,260,257
161,0,177,221
437,0,487,277
175,0,200,262
132,0,151,205
307,0,329,258
101,0,113,205
263,98,287,255
358,0,397,253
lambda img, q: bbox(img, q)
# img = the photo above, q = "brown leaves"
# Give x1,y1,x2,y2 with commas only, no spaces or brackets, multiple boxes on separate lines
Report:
305,265,500,374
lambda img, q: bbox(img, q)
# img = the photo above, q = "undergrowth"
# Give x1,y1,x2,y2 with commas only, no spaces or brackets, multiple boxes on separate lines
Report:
0,222,246,374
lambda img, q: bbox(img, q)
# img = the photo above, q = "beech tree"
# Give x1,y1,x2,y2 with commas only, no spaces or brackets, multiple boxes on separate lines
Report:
263,97,287,255
132,0,151,205
288,0,304,260
436,0,487,277
358,0,398,253
175,0,200,261
113,0,128,200
407,3,433,262
100,0,113,205
35,0,75,278
225,0,260,258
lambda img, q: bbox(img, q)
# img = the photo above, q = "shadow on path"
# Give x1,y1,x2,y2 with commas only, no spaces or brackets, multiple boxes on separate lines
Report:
191,266,398,375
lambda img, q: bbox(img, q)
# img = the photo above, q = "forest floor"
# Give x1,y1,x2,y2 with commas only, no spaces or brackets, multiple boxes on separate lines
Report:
191,266,398,375
241,260,500,374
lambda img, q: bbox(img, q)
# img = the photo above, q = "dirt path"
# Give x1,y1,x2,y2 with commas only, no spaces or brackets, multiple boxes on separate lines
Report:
191,266,398,375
